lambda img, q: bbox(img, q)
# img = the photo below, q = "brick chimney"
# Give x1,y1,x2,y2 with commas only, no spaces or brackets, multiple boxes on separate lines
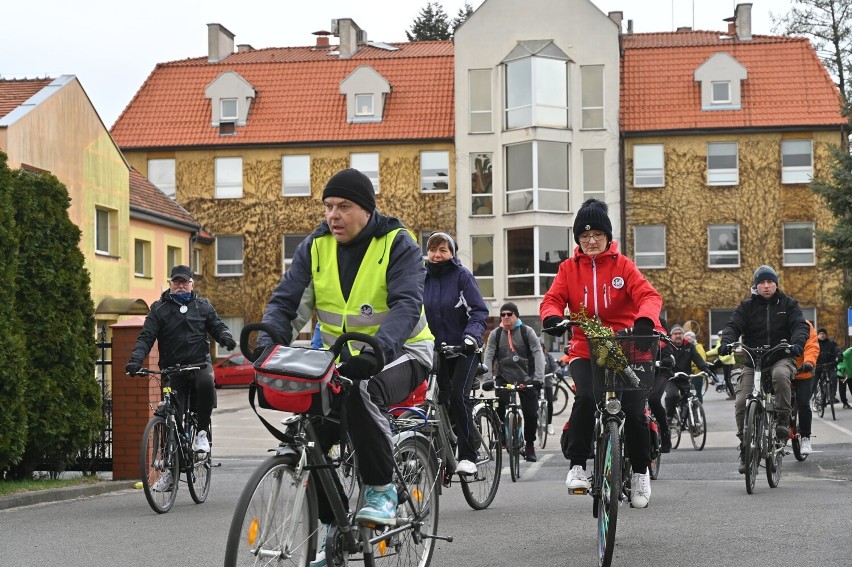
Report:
735,3,752,40
207,23,235,63
237,44,254,53
313,30,332,49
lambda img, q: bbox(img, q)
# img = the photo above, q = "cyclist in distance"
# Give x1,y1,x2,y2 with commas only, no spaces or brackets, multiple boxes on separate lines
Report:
837,346,852,409
664,324,714,426
816,327,842,404
125,265,236,466
256,168,434,546
716,265,808,473
793,321,819,455
540,198,663,509
423,231,488,476
541,337,561,436
650,321,675,453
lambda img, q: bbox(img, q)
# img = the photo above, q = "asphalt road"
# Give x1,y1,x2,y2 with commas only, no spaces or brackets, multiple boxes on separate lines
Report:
1,385,851,566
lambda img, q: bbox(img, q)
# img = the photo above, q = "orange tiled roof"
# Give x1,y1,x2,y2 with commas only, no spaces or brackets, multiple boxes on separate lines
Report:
621,32,845,132
112,42,454,148
129,168,198,229
0,78,54,120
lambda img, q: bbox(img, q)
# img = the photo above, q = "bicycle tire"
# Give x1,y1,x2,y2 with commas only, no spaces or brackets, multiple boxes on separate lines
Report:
790,412,807,462
224,453,317,567
461,406,502,510
597,420,621,567
648,417,661,480
508,411,520,482
689,401,707,451
329,436,359,503
727,370,739,399
187,448,212,504
817,381,826,418
765,413,782,488
743,402,763,495
669,411,682,450
701,375,710,397
140,416,179,514
552,383,571,416
383,437,439,567
828,386,836,421
810,381,822,415
537,400,548,450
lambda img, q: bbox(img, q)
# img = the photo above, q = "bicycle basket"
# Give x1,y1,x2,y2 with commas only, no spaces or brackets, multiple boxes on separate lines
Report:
585,333,656,392
254,344,336,415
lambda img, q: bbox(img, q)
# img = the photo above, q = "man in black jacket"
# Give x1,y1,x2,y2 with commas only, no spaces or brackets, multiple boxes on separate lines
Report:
126,265,236,485
717,265,809,473
816,327,844,406
664,324,713,428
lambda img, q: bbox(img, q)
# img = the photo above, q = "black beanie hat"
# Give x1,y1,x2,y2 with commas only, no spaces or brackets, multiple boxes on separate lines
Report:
752,264,779,287
573,198,613,244
322,168,376,213
500,302,520,317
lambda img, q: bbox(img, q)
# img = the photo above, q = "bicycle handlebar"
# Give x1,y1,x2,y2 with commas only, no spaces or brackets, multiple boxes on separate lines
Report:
728,341,791,368
134,362,207,377
481,380,540,392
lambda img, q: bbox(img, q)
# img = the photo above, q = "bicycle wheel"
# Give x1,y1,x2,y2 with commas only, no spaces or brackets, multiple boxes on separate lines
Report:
828,382,836,420
743,403,763,495
689,401,707,451
187,447,212,504
140,416,179,514
597,420,622,567
668,412,682,450
553,383,571,416
816,381,826,418
224,454,317,567
329,436,358,502
790,415,807,462
461,406,501,510
537,400,548,449
701,375,710,397
380,437,439,567
648,418,661,481
766,415,782,488
508,411,521,482
727,370,739,399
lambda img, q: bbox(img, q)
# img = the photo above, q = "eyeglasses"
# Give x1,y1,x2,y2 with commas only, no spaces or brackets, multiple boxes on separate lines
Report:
579,232,606,243
500,312,515,318
169,278,193,285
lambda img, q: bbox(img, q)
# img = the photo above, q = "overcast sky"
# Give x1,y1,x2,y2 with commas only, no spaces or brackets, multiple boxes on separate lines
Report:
2,0,797,128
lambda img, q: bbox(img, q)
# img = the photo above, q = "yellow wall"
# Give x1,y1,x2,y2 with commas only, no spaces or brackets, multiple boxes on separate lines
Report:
128,224,192,307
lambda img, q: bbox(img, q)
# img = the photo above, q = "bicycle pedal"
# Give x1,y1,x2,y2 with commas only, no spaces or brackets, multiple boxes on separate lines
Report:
569,487,589,495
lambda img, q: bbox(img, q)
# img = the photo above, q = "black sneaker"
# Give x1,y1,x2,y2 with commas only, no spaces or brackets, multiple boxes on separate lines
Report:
775,419,789,440
660,430,672,454
524,444,537,462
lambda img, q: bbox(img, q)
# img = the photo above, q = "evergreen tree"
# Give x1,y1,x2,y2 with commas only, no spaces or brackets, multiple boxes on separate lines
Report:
811,146,852,305
407,1,452,41
0,153,27,473
451,3,474,35
7,168,101,478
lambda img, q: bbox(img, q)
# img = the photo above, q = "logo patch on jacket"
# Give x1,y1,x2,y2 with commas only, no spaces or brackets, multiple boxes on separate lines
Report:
360,304,374,318
612,276,624,289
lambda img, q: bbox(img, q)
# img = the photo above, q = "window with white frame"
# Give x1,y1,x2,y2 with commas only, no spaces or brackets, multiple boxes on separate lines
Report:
633,225,666,268
220,98,238,121
282,234,308,272
282,155,311,196
582,149,605,201
581,65,604,129
134,239,151,277
781,139,813,184
350,153,379,194
215,157,243,198
707,142,738,185
192,248,202,276
216,236,243,276
633,144,665,187
783,222,815,265
420,151,450,192
506,141,569,213
95,208,114,255
711,81,731,104
166,246,181,274
148,158,176,198
709,309,735,347
355,94,374,116
505,55,568,129
470,152,493,216
471,235,494,297
469,69,492,133
506,226,571,296
708,224,740,267
217,316,243,357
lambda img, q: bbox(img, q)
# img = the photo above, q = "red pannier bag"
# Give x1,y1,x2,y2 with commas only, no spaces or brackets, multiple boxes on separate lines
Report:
254,344,336,415
388,379,428,416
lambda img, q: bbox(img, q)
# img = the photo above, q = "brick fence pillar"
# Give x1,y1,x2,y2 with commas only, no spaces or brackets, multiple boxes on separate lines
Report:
111,318,159,481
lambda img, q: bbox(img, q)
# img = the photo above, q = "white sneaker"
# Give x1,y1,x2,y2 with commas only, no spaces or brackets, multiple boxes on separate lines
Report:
456,459,477,475
800,437,812,455
192,430,210,453
565,465,590,491
631,471,651,508
547,424,555,436
152,470,173,492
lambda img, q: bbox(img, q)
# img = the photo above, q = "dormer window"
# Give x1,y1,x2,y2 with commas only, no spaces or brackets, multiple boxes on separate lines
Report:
340,66,391,123
220,98,238,121
205,71,256,129
695,53,747,111
355,94,374,116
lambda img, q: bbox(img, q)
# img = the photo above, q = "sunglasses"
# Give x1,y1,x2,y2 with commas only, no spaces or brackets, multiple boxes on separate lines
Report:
500,312,515,317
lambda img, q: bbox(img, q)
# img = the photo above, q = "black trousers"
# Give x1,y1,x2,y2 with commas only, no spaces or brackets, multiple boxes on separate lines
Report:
495,377,539,444
436,352,479,462
171,364,215,440
648,370,668,435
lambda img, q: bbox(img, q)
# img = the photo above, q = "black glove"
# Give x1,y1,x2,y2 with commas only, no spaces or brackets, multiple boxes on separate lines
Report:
801,362,814,373
543,316,566,336
220,336,237,351
790,344,804,357
632,317,654,352
717,343,731,356
461,334,478,355
660,354,675,368
338,352,380,381
125,362,141,376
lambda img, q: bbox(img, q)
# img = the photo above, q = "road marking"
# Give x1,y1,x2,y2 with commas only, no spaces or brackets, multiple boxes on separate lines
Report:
501,452,554,477
817,419,852,437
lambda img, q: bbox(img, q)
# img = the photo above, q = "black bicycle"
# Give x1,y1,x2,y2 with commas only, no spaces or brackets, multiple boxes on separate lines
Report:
551,369,575,417
484,380,538,482
790,376,808,462
225,325,447,567
811,363,837,421
135,363,212,514
667,372,708,451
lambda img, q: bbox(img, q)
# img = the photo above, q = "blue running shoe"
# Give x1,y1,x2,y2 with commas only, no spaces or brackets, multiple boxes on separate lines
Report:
354,484,398,526
309,524,329,567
